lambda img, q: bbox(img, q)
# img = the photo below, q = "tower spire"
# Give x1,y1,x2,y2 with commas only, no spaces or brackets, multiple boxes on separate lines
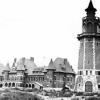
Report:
85,0,97,16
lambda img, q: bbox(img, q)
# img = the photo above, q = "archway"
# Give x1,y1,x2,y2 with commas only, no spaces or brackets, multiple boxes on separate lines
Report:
26,84,28,88
0,84,2,87
29,84,31,88
9,83,11,87
87,22,93,32
85,81,93,92
12,83,15,87
32,84,34,88
5,83,8,87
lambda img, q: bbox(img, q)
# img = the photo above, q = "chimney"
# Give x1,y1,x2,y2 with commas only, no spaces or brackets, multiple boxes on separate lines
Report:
64,59,67,65
30,57,34,62
22,57,25,63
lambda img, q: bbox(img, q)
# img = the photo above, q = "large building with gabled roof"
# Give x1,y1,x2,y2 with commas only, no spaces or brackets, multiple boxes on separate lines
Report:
0,57,75,90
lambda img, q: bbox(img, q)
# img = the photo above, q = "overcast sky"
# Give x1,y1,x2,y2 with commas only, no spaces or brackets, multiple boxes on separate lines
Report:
0,0,99,72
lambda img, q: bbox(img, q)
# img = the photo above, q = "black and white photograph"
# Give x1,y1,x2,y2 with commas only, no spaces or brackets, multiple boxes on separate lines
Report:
0,0,100,100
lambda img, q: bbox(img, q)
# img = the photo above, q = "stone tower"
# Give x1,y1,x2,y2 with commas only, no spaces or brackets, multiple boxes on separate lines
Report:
45,59,56,87
76,0,100,92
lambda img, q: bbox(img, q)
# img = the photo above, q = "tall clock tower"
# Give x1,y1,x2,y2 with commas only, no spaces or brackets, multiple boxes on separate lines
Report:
75,0,100,92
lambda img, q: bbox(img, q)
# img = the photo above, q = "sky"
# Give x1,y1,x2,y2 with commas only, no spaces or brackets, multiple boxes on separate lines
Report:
0,0,99,72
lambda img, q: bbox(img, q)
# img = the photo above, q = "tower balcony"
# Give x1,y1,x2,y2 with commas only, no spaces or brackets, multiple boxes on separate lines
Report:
82,16,100,21
77,32,100,40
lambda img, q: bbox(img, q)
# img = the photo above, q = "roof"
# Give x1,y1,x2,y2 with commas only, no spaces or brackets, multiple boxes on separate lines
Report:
9,70,17,74
85,0,97,13
32,73,44,76
33,67,44,71
24,58,37,75
16,57,38,74
46,59,56,70
54,58,75,74
16,64,25,71
44,57,75,74
32,67,44,75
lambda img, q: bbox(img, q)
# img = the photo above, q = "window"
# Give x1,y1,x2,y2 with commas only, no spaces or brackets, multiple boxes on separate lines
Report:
78,71,83,75
96,71,100,75
97,42,98,46
90,71,92,75
67,77,69,81
54,75,56,80
98,71,100,75
87,22,93,32
80,71,82,75
42,77,44,81
98,85,100,89
86,70,88,75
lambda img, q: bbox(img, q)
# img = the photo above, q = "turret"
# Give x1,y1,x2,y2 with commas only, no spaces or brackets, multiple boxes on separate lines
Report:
77,0,100,40
85,0,97,17
45,59,56,87
2,63,10,81
12,58,17,71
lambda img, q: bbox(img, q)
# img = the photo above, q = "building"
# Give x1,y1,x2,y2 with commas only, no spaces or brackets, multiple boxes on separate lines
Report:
0,57,75,90
75,0,100,92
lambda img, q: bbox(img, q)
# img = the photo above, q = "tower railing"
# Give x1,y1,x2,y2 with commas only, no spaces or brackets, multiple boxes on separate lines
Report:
82,16,100,21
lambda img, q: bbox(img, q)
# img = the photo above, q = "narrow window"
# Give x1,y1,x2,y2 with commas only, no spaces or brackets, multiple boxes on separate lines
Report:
98,85,100,89
86,70,88,75
90,71,92,75
97,42,98,46
98,71,100,75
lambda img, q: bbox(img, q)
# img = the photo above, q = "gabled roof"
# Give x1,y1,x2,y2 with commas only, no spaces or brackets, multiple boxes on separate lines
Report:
44,57,75,74
54,57,75,74
16,57,37,75
24,58,37,75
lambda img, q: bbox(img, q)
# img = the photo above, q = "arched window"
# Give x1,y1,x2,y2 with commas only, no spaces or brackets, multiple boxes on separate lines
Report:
5,83,8,87
85,81,93,92
0,84,2,87
20,83,23,87
32,84,34,88
29,84,31,87
26,84,28,88
20,76,23,80
12,83,15,87
82,24,87,32
87,22,93,32
9,83,11,87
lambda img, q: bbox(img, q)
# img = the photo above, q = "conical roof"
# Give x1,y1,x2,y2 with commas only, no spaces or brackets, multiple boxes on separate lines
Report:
46,59,56,70
85,0,97,13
